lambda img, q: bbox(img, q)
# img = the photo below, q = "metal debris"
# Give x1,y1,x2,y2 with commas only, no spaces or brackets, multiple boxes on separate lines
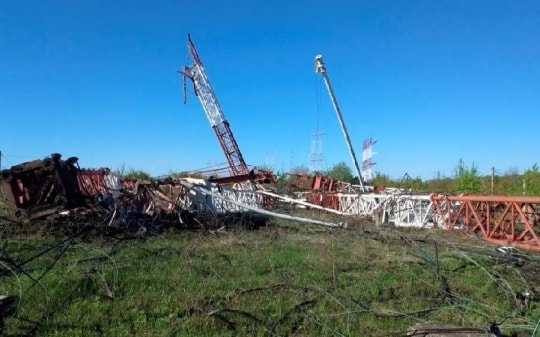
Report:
0,153,83,220
2,153,540,253
0,154,337,231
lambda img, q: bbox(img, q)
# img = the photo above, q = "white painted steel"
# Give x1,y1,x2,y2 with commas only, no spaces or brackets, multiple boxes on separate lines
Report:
315,55,365,192
260,190,349,215
381,194,435,227
286,191,439,228
138,177,445,230
178,180,341,227
103,173,122,190
183,63,225,127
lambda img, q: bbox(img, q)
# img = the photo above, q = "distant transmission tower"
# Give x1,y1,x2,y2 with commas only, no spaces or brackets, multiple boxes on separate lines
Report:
309,130,325,173
362,137,376,182
264,151,275,170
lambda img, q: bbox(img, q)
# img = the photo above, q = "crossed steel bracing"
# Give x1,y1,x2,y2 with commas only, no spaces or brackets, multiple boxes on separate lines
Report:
165,184,540,251
275,191,540,252
75,170,540,252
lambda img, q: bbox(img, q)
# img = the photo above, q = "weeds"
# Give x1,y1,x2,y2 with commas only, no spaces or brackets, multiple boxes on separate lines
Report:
0,219,540,336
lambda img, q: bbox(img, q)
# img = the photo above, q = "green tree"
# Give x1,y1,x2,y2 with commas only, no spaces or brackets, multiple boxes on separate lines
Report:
400,175,428,191
372,172,393,187
523,163,540,196
452,159,483,193
494,167,522,195
169,170,205,179
325,161,354,183
425,171,452,193
124,168,151,180
113,163,127,177
257,164,274,172
371,172,399,187
273,171,291,194
290,165,309,175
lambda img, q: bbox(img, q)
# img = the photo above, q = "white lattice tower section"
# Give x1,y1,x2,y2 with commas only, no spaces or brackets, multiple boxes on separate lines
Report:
362,137,376,182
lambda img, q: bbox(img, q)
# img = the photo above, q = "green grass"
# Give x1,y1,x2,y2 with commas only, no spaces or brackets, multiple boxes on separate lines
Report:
0,198,9,218
1,220,540,336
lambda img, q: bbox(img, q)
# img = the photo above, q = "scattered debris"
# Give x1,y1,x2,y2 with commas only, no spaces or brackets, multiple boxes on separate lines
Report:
288,173,352,193
0,295,17,333
0,153,84,221
2,153,540,253
0,154,339,233
407,321,505,337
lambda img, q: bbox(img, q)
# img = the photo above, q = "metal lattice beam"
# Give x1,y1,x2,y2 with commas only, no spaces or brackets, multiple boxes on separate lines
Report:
180,35,249,176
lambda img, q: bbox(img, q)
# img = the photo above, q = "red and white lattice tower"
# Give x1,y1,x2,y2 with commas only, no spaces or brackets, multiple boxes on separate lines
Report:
179,34,249,177
362,137,376,182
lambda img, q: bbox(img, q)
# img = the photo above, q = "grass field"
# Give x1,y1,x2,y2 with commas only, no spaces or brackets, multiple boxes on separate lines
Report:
1,214,540,336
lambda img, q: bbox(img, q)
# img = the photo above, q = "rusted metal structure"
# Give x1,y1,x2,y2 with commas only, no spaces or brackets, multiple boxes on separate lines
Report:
0,155,278,226
3,155,540,253
431,194,540,252
0,154,83,220
0,154,129,221
288,173,351,193
77,168,122,197
205,168,276,185
287,188,540,251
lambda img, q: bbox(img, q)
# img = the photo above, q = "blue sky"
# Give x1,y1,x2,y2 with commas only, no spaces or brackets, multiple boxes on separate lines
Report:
1,0,539,179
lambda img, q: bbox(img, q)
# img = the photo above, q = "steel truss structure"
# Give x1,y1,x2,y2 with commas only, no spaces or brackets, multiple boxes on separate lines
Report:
432,195,540,252
293,191,540,251
180,35,249,177
3,152,540,251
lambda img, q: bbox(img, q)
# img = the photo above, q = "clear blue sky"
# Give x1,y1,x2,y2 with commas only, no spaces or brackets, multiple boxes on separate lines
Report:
1,0,539,179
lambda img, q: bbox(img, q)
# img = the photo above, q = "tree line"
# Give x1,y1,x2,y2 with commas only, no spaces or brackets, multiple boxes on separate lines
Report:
115,159,540,196
295,159,540,196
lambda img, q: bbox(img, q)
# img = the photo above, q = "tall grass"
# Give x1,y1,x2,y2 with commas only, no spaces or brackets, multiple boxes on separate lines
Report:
1,221,539,336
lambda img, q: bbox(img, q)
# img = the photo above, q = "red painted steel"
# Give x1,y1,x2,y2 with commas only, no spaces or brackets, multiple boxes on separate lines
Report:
431,194,540,251
286,173,349,210
0,154,83,219
306,193,341,210
77,168,112,197
212,121,249,176
434,195,540,203
289,173,348,193
209,170,276,185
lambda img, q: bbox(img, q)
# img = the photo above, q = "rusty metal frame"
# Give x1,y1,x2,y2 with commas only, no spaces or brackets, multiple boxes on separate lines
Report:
0,154,83,220
288,173,350,193
431,195,540,251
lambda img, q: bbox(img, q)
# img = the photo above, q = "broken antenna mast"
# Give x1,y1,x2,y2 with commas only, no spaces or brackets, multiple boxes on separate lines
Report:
179,34,249,177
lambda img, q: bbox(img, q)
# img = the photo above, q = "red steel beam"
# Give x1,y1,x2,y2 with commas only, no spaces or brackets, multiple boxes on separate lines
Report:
431,194,540,252
432,194,540,203
306,192,341,210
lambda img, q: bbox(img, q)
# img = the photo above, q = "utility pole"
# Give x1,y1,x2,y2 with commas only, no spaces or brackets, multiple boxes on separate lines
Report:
491,166,495,195
0,150,2,170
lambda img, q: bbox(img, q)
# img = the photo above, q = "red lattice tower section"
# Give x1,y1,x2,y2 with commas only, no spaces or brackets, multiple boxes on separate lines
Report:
432,194,540,252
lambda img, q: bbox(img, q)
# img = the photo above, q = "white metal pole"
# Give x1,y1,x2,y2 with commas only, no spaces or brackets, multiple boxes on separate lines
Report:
315,55,365,193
